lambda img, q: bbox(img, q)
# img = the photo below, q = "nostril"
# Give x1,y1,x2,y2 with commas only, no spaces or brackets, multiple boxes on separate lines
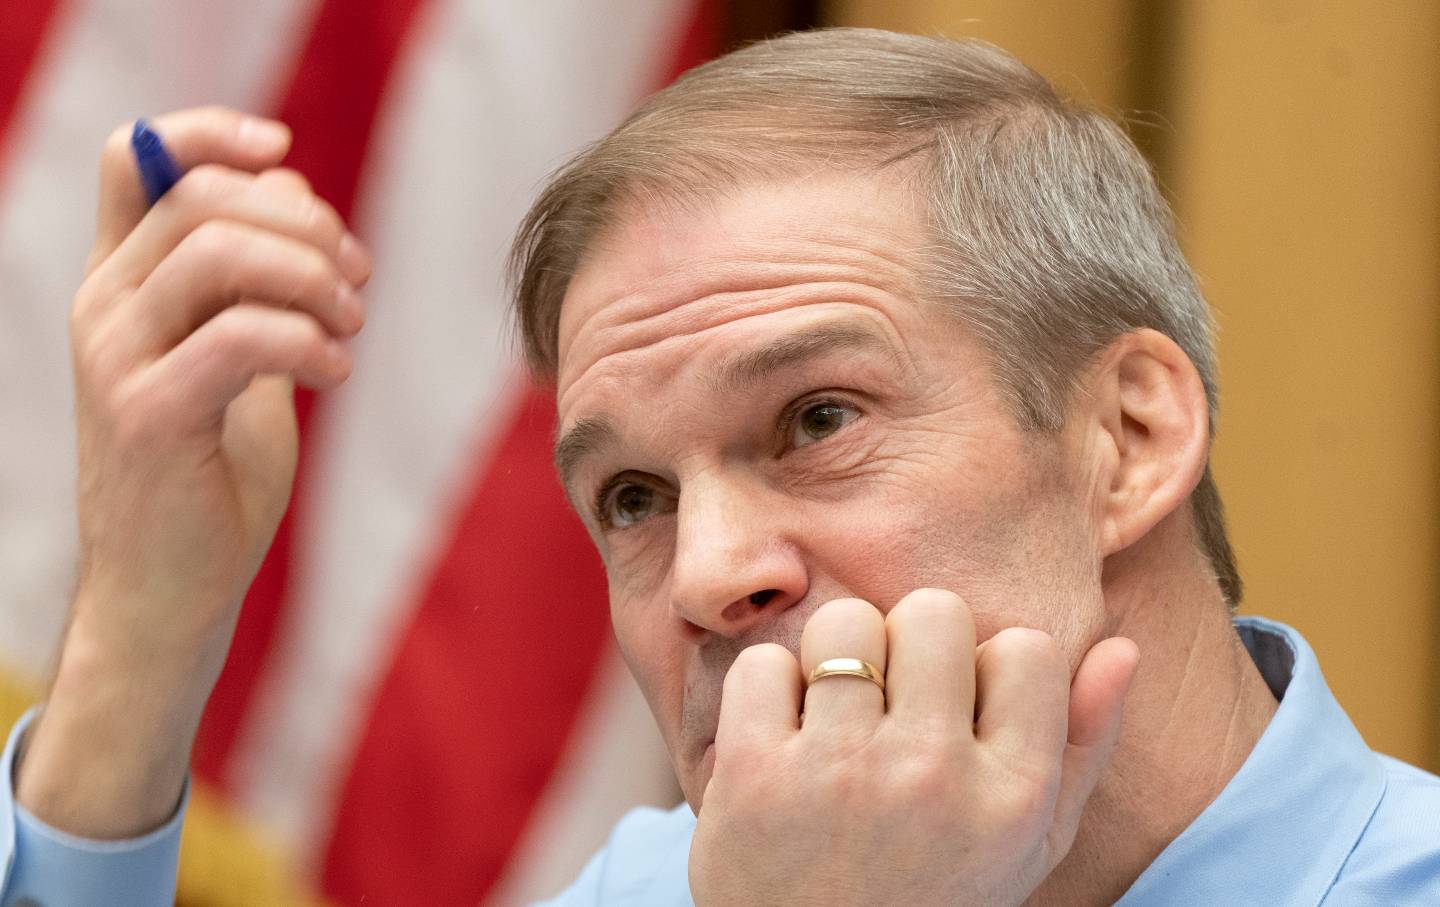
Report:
748,589,779,607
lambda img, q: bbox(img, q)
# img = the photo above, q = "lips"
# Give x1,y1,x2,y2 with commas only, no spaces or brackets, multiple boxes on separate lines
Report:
680,676,725,775
677,615,810,794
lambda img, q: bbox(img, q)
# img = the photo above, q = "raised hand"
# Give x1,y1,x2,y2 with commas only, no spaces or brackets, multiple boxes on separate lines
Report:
17,107,371,838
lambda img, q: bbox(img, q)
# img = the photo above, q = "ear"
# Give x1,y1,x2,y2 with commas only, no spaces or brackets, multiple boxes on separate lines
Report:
1084,329,1210,557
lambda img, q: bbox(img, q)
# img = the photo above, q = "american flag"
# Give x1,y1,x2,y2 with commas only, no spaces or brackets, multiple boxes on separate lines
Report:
0,1,710,902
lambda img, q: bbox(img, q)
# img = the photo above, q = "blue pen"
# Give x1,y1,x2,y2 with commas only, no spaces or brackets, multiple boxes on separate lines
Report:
130,119,182,205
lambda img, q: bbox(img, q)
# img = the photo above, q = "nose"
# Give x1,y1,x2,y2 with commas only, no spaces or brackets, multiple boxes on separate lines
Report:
668,473,808,638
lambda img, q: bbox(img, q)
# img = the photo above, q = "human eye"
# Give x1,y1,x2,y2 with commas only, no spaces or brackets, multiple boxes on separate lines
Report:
594,475,674,529
784,397,860,449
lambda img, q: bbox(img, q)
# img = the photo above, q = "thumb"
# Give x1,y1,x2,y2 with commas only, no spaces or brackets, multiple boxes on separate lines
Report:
1048,636,1140,854
89,106,291,273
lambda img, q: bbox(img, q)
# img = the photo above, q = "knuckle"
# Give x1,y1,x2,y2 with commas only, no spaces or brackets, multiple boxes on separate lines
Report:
173,163,239,207
719,736,779,782
810,596,881,628
812,760,859,803
724,643,793,692
284,312,329,359
889,587,969,628
989,626,1063,664
802,597,885,657
734,642,792,674
209,306,291,361
887,752,953,804
207,305,254,348
72,304,131,385
301,195,344,244
300,321,331,359
70,281,103,331
254,170,341,244
183,218,244,263
70,320,102,373
897,587,964,613
298,244,337,292
721,769,777,818
995,774,1053,829
257,166,313,196
106,381,164,448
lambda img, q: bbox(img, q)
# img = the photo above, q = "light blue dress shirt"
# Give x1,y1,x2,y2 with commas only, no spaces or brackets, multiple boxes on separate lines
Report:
4,617,1438,905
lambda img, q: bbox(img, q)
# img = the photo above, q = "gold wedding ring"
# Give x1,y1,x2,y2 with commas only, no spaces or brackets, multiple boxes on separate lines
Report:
806,657,886,694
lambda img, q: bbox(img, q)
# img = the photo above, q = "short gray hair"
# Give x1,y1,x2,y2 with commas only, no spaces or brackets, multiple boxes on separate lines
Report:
509,27,1241,607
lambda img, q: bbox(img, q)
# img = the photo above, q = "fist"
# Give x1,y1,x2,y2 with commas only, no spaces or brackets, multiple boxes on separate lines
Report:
689,589,1139,906
70,106,371,651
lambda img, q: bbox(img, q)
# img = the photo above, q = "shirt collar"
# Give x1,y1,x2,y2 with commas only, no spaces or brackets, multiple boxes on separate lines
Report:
1117,616,1388,904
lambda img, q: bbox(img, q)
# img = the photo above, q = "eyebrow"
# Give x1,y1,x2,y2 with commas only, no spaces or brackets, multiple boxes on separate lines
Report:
710,321,895,394
553,320,897,495
554,415,617,497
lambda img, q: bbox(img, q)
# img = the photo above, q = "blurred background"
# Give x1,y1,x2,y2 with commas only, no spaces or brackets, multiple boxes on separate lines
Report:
0,1,1435,904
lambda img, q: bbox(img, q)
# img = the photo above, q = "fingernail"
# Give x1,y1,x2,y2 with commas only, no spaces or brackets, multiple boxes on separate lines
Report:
336,282,366,333
237,116,290,151
338,232,373,284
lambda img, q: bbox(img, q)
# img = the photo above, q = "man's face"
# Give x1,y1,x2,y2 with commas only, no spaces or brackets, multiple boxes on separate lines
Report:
554,172,1110,808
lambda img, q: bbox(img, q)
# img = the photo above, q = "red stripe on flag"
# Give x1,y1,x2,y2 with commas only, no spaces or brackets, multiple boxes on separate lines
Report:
0,0,64,186
320,4,717,902
319,388,612,905
191,0,431,786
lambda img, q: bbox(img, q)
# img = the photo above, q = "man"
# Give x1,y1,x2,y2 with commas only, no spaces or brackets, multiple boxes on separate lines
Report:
2,28,1437,906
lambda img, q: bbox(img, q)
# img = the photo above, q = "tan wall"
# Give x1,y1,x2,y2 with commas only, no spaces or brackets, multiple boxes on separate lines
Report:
828,0,1440,769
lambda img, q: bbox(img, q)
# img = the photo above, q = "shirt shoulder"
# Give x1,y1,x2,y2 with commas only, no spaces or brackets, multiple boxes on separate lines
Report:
1324,754,1440,905
535,803,695,907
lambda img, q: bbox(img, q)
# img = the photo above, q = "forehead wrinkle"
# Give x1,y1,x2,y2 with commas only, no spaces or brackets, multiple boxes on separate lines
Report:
557,290,924,440
562,280,907,400
558,229,925,385
707,320,901,395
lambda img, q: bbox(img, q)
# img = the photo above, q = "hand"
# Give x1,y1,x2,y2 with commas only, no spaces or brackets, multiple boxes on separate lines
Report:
17,106,372,837
688,589,1139,906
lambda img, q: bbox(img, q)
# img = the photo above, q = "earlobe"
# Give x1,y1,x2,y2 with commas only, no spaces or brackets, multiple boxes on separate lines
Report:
1094,329,1210,557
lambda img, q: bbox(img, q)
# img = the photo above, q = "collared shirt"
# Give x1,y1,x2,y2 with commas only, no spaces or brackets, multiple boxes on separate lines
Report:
3,617,1439,905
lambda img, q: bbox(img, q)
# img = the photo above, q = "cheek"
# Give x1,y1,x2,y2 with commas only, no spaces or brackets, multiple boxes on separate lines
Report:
806,473,1019,609
608,586,687,739
804,438,1104,654
602,522,675,601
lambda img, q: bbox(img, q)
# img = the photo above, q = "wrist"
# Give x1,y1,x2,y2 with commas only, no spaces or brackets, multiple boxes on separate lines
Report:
15,591,234,838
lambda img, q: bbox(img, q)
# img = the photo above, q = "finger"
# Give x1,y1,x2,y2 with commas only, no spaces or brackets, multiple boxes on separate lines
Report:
248,168,372,288
1048,637,1139,850
254,166,312,195
883,588,976,724
974,627,1070,768
715,643,803,753
138,303,351,432
93,164,371,298
93,107,292,269
798,597,888,735
104,219,364,365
